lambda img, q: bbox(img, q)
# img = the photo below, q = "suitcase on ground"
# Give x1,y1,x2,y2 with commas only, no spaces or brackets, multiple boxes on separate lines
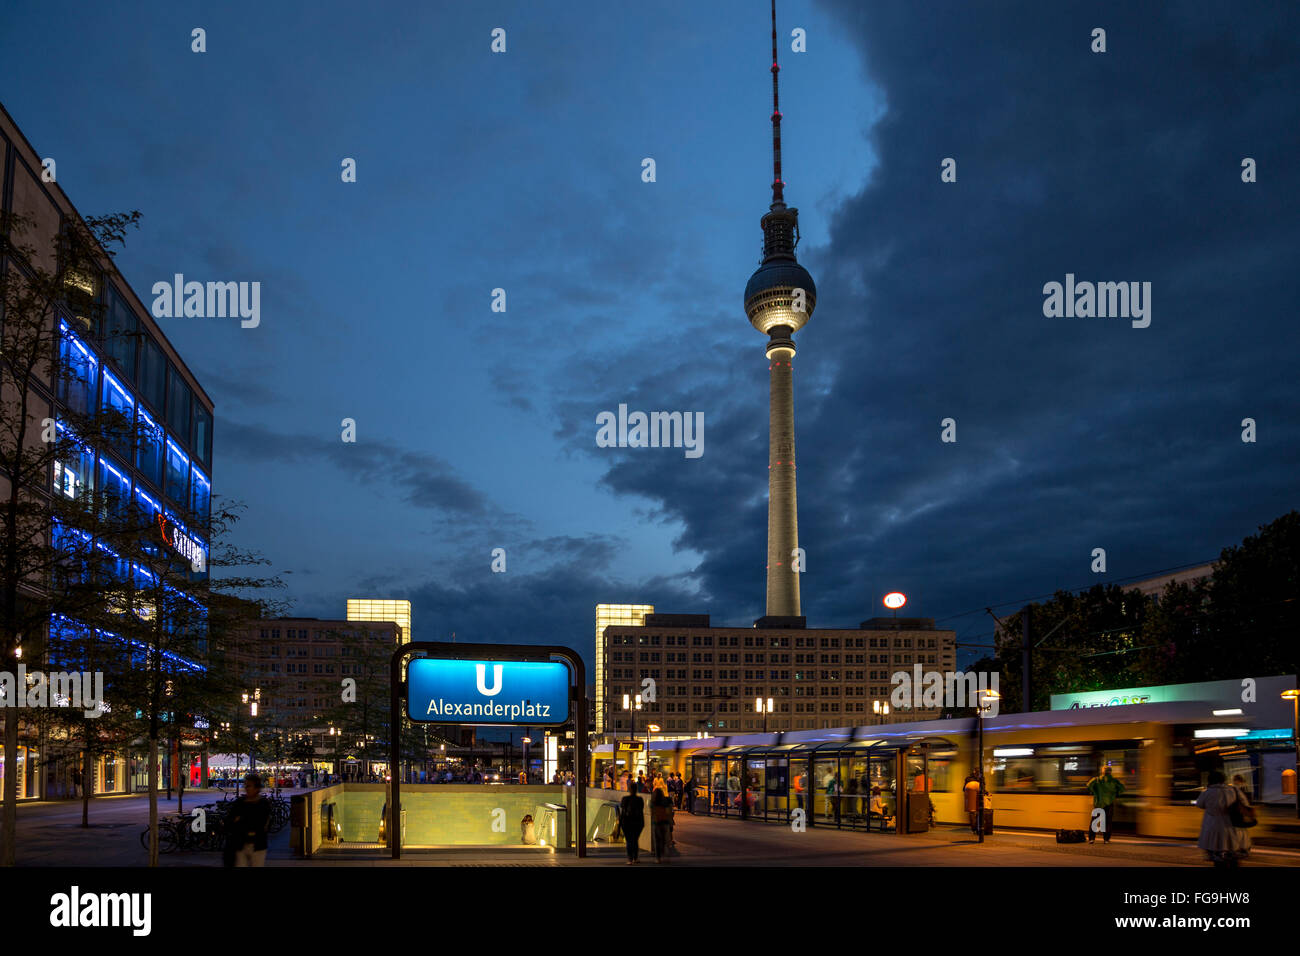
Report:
977,809,993,834
1056,828,1087,843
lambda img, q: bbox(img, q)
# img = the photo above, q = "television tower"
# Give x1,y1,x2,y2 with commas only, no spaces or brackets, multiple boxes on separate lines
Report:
745,0,816,619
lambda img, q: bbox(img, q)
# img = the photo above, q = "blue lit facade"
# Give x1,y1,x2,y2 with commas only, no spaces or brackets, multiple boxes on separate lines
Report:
3,103,216,798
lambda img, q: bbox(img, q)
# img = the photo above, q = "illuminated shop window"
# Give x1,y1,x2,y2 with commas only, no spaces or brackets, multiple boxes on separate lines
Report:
57,321,98,417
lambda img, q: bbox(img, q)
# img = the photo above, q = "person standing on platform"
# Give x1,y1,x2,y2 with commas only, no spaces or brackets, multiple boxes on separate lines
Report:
620,781,645,864
1197,770,1252,868
650,786,675,862
1086,764,1125,844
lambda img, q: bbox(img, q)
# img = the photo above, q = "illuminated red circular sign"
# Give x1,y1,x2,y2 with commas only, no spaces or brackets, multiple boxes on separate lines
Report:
883,592,907,610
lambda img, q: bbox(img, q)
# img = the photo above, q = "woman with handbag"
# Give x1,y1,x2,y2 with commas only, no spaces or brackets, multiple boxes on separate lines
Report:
1195,770,1254,868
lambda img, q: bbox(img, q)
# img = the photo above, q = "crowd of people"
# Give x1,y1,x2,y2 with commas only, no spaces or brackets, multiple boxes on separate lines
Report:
612,771,682,864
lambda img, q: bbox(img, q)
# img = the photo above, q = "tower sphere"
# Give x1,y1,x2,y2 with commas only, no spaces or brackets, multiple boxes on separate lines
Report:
745,258,817,336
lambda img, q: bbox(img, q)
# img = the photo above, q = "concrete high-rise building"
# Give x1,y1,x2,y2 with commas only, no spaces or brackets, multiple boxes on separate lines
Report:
595,604,654,733
599,613,956,734
346,598,411,644
744,1,817,621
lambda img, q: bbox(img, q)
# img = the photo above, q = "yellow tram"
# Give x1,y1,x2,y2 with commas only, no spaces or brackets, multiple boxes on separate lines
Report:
593,701,1294,839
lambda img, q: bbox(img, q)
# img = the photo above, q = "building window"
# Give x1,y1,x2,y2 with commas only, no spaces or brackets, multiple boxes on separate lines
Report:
191,466,211,524
137,334,166,413
167,365,193,446
100,369,135,459
137,408,164,488
104,288,138,382
57,322,97,417
165,438,190,504
194,404,212,466
53,424,94,500
97,454,131,520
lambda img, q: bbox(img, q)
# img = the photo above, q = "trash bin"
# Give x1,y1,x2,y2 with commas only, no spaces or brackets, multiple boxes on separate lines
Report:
906,792,931,833
539,803,570,849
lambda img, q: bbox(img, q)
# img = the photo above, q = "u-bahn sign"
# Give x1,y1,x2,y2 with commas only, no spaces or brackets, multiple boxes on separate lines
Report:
406,658,570,726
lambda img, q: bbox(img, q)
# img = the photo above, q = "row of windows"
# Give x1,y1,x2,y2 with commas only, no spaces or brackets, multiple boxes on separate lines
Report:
57,322,211,525
608,633,947,648
610,649,947,664
51,462,208,584
76,283,213,466
258,627,391,642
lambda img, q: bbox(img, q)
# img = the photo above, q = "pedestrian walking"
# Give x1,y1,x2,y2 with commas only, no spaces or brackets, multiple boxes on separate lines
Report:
1085,764,1125,844
223,773,271,868
620,781,645,864
1196,770,1253,868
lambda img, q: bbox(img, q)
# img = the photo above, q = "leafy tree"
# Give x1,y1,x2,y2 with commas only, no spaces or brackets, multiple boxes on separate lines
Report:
0,208,139,865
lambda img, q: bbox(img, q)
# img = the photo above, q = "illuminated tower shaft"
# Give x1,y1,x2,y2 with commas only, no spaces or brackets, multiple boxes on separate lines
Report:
746,0,816,619
766,339,800,616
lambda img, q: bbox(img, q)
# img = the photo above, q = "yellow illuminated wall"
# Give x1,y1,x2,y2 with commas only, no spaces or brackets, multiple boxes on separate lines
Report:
595,603,653,734
347,598,411,644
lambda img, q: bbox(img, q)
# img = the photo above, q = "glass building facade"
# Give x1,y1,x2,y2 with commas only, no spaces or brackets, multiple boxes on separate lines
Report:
2,104,215,798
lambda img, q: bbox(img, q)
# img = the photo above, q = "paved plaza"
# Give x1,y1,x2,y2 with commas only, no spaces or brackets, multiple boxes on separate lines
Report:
8,790,1300,868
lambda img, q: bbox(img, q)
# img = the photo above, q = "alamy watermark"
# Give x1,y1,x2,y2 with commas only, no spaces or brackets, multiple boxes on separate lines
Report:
151,274,260,328
891,666,1000,716
0,665,105,717
1042,273,1150,329
596,404,704,459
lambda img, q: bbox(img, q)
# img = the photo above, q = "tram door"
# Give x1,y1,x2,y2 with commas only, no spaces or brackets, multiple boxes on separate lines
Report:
766,759,788,821
904,747,932,833
870,753,898,830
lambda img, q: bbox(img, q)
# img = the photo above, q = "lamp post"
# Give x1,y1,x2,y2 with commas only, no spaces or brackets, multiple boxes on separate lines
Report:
622,693,642,780
756,697,774,733
976,689,1001,844
873,699,890,725
1283,689,1300,819
521,736,532,784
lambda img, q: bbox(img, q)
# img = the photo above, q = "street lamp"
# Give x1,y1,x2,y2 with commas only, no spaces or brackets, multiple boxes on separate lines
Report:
873,699,890,725
521,736,532,783
1283,690,1300,819
622,693,642,780
976,689,1001,844
756,696,774,733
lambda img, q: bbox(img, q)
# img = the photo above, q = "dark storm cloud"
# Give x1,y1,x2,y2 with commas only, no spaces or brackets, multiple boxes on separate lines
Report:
549,1,1300,651
220,419,493,517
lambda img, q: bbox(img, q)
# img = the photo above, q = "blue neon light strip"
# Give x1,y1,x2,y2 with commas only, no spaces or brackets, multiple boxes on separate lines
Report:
103,370,133,405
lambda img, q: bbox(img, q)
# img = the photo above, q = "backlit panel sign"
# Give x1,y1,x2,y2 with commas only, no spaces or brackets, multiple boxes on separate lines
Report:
406,658,570,725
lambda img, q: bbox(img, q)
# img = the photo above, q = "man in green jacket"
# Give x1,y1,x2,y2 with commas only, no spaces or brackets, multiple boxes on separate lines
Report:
1086,765,1125,844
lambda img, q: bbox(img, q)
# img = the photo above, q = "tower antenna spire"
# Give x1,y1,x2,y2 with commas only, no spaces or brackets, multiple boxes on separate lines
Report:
770,0,784,206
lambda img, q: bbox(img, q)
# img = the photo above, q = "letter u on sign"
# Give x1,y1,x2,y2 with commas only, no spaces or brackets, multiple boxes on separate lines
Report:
476,664,503,697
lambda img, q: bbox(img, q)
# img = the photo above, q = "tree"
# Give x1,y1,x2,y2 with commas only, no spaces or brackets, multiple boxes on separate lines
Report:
993,584,1152,713
0,208,139,866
